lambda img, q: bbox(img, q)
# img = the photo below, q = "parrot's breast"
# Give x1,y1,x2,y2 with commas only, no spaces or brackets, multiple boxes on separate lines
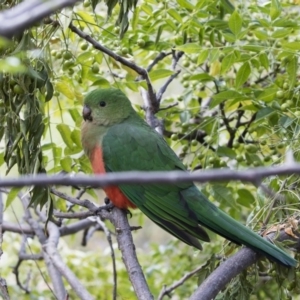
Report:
90,146,136,209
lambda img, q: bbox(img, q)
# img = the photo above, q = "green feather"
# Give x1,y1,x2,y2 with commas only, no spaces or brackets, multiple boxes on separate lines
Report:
82,88,297,267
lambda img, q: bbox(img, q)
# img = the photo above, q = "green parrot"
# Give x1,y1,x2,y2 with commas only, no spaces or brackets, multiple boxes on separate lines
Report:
81,88,296,267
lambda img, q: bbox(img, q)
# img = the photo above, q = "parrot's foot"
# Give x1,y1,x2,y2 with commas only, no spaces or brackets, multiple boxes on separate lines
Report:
104,197,111,205
94,198,114,215
125,209,132,218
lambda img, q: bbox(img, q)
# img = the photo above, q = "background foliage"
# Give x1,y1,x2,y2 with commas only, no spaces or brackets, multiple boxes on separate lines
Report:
1,0,300,299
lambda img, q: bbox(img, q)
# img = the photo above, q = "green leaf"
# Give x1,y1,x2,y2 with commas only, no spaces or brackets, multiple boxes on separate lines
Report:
176,43,202,54
177,0,194,10
210,185,235,208
286,56,297,86
71,129,82,148
282,42,300,50
197,49,209,65
69,108,81,123
167,8,182,23
237,189,255,208
76,11,98,27
211,90,243,108
56,81,75,99
6,187,22,208
221,52,235,73
92,78,110,88
259,52,269,70
253,30,268,41
220,0,234,13
270,0,281,20
131,6,140,31
149,69,173,82
235,62,250,88
279,116,294,129
189,73,214,82
255,107,275,121
57,124,74,149
241,45,265,52
257,87,278,102
216,146,236,159
271,28,292,39
60,156,72,172
140,3,152,15
228,10,242,36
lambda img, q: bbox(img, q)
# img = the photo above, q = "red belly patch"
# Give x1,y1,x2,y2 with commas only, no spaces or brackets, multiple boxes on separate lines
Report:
90,146,136,209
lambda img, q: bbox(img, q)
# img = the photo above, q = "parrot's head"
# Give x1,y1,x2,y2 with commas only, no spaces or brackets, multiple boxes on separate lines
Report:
82,88,134,126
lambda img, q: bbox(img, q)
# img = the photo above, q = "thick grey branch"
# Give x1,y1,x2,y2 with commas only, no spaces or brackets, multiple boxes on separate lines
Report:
3,162,300,187
190,230,300,300
45,222,94,300
110,208,153,300
0,0,78,38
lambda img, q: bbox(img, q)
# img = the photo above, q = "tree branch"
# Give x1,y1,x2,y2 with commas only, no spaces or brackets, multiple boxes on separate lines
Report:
110,208,153,300
158,265,204,300
0,0,78,38
3,160,300,187
45,222,94,300
190,229,300,300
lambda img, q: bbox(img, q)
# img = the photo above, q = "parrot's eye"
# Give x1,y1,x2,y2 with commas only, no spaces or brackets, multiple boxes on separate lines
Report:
99,101,106,107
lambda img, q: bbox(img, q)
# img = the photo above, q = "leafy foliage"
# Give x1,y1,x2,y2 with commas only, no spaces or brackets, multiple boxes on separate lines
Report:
1,0,300,299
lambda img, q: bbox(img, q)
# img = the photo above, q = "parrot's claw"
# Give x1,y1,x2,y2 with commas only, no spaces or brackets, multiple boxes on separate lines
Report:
104,197,111,205
94,199,114,215
125,209,132,218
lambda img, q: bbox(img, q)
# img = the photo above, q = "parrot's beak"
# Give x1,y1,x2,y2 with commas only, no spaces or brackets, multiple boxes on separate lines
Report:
82,105,92,121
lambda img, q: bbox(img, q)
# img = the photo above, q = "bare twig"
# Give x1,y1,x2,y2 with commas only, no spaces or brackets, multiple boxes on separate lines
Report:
159,102,179,111
157,265,204,300
146,51,172,73
156,70,181,103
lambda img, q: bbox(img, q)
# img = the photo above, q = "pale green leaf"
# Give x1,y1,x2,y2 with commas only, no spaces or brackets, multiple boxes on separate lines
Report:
6,187,22,208
221,52,235,73
211,90,243,108
189,73,214,82
257,87,278,102
60,156,72,172
228,10,242,36
57,124,74,149
149,69,174,82
197,49,209,65
176,43,202,54
282,42,300,50
167,8,182,23
55,81,75,99
177,0,194,10
287,56,297,86
259,52,269,70
235,62,250,88
270,0,281,20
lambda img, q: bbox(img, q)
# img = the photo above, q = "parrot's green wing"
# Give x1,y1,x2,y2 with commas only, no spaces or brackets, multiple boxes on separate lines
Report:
102,120,210,249
102,119,296,266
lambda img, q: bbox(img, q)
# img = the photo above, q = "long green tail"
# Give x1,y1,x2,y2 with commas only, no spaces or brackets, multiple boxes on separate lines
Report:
185,188,297,267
